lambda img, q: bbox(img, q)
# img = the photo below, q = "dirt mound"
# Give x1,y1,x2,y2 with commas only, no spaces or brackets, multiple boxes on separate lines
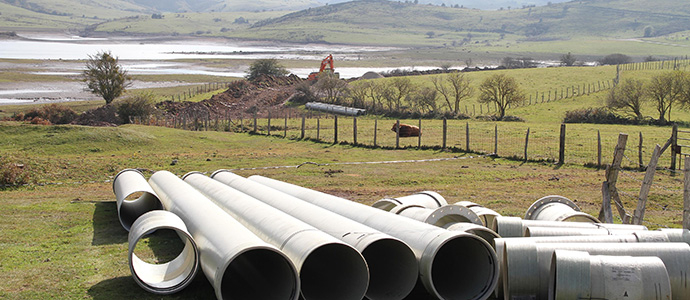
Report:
71,104,121,127
157,74,304,120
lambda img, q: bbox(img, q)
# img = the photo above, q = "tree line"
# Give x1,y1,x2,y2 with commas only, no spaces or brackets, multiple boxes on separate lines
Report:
607,70,690,124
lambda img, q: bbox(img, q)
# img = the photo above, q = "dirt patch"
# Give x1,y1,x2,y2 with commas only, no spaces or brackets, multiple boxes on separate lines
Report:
155,74,304,120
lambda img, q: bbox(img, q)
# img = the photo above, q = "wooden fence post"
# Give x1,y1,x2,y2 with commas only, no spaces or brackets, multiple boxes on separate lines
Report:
333,115,338,144
442,118,447,150
671,124,679,170
597,130,602,168
494,124,498,155
267,112,271,136
300,116,305,139
638,132,643,169
465,122,470,152
683,156,690,229
284,114,288,138
317,118,320,140
418,118,422,149
253,112,257,133
524,128,530,162
632,144,662,225
374,119,378,147
600,181,614,223
353,117,358,145
395,120,400,149
558,123,566,165
599,133,630,223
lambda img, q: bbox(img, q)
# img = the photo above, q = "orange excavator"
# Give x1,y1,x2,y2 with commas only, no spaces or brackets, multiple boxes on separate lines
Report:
307,54,338,81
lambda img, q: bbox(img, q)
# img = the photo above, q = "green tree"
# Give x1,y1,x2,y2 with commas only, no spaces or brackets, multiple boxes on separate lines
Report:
83,51,131,105
246,58,289,81
560,52,577,66
647,71,685,123
478,74,526,120
606,78,645,120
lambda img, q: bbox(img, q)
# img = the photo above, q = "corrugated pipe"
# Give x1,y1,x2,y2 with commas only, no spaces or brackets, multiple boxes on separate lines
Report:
455,201,502,227
388,204,483,228
248,175,499,300
549,250,671,300
210,170,417,300
148,171,300,300
524,195,600,222
502,240,690,300
372,191,448,211
491,216,648,238
183,172,369,300
128,210,199,294
492,230,673,299
113,169,162,231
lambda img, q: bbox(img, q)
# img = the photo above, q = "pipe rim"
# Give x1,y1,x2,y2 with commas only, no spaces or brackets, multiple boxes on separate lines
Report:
420,231,498,300
128,210,199,295
217,246,300,300
298,243,369,300
371,198,403,212
524,195,579,220
209,169,232,178
112,168,144,193
360,237,419,300
426,205,483,227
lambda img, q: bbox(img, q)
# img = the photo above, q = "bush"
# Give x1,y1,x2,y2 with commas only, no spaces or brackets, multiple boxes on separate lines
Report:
563,107,631,124
11,104,77,125
116,93,156,124
0,157,30,188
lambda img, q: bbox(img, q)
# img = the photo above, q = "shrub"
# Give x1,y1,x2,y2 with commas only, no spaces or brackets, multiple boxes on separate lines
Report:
42,104,78,124
563,107,630,124
0,157,30,188
116,93,156,124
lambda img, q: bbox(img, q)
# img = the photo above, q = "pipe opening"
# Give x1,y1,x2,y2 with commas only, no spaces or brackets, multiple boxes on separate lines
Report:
221,248,298,300
300,244,369,300
361,238,418,300
129,228,198,294
119,191,161,231
431,236,496,300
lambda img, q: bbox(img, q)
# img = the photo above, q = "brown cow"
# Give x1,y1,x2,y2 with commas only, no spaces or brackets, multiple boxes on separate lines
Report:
391,123,421,137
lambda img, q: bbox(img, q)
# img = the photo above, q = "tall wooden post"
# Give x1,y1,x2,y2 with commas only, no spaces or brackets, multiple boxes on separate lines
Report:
374,119,378,147
638,132,643,169
418,118,422,149
253,112,257,133
683,156,690,229
632,145,661,225
524,128,530,162
599,133,630,223
267,112,271,136
353,117,358,145
441,118,447,150
300,116,305,139
597,130,602,168
284,114,288,138
558,124,566,165
671,124,679,170
465,122,470,152
333,115,338,144
395,120,400,149
494,124,498,155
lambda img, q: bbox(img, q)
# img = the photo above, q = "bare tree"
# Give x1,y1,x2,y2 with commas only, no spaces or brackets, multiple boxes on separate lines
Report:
431,72,473,115
478,73,526,120
83,51,131,105
314,72,348,104
387,77,415,112
606,78,645,120
407,87,438,114
560,52,577,66
346,81,369,108
647,71,685,123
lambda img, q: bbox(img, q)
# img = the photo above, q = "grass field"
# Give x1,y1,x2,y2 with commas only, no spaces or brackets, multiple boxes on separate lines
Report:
0,121,686,299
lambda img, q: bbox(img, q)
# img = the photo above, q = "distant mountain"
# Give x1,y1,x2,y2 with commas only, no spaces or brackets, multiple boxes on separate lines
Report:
315,0,572,10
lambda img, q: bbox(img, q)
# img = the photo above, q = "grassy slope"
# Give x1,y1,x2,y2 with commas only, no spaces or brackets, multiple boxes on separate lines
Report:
0,121,684,299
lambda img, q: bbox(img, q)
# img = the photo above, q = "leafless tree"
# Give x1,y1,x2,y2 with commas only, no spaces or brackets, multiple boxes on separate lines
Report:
606,78,645,120
431,72,473,115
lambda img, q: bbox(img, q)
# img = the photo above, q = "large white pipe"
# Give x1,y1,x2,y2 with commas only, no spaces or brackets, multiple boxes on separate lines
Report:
248,175,499,300
148,171,299,300
492,230,674,299
455,201,502,227
549,250,671,300
389,204,483,228
210,170,417,300
502,240,690,300
183,172,369,300
127,210,199,294
524,195,599,222
492,216,648,238
113,169,162,231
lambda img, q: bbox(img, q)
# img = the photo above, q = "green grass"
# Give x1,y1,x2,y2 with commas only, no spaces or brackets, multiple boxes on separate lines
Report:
0,122,685,299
